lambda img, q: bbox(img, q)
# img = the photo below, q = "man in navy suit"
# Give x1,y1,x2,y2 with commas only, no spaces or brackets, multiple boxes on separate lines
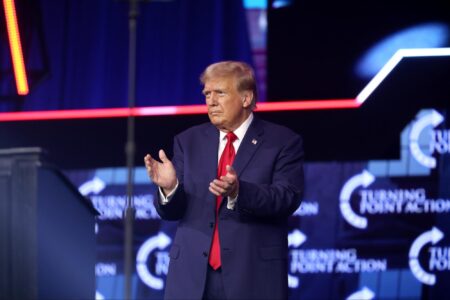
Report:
144,61,304,300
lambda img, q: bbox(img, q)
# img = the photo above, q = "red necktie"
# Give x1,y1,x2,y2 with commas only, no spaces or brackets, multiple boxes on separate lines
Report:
209,132,237,270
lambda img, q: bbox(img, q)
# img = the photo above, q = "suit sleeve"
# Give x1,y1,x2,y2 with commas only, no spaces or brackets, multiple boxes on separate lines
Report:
154,135,188,221
236,134,304,219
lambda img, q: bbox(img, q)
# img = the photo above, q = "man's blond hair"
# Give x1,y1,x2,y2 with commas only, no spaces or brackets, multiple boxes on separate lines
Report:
200,61,258,110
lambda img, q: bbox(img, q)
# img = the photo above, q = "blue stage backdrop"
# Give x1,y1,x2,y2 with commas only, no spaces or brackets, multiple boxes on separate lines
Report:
0,0,253,110
64,107,450,300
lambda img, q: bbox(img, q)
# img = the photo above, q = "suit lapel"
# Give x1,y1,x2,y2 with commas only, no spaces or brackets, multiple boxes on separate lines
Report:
233,116,264,177
202,124,220,215
202,123,220,181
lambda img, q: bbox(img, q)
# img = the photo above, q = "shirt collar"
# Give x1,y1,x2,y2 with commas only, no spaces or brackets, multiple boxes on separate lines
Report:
219,112,254,141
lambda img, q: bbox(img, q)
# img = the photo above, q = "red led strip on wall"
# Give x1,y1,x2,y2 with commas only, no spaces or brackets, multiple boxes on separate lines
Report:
3,0,29,95
0,99,358,121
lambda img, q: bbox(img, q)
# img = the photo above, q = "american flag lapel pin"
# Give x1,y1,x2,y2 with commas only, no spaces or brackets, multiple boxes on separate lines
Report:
252,139,257,145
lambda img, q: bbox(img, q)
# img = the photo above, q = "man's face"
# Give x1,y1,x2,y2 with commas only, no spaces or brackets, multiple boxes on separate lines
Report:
203,76,251,132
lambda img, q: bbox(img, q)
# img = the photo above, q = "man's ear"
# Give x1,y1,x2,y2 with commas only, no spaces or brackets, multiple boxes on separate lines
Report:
242,91,253,108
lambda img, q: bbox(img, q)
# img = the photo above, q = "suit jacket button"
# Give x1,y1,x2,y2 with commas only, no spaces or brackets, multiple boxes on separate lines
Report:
209,222,214,228
202,251,208,257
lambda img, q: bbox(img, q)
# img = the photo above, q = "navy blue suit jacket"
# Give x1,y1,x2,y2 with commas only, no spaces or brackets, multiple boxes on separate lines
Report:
155,116,304,300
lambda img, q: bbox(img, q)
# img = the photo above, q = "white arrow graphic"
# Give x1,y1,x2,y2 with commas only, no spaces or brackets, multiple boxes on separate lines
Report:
409,227,444,285
288,229,307,289
339,170,375,229
346,286,375,300
347,286,375,300
288,229,307,248
409,110,444,169
78,176,106,196
288,274,299,289
95,291,105,300
136,232,171,290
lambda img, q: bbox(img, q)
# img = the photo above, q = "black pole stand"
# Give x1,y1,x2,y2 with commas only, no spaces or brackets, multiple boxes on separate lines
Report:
124,0,138,299
122,1,172,298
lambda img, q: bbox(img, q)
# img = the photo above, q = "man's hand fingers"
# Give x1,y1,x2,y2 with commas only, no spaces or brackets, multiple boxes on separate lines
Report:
144,154,157,182
225,166,237,181
224,165,239,199
210,180,226,193
209,186,221,196
209,182,224,196
214,179,231,189
144,151,177,190
145,154,161,176
210,179,236,197
159,149,170,163
209,166,239,197
144,154,154,170
226,165,236,175
219,175,235,186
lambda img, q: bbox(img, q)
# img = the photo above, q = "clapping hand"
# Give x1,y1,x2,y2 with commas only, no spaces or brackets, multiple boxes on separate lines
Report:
209,165,239,199
144,149,177,195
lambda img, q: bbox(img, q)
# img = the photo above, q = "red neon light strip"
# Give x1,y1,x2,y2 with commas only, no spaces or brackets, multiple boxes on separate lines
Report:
3,0,29,95
254,99,359,111
0,99,358,122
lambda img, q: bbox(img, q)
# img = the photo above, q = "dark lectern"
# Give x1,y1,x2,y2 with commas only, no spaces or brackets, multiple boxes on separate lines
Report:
0,148,97,299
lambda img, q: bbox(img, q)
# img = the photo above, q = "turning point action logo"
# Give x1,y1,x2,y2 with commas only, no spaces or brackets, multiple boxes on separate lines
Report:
136,232,171,290
339,170,450,229
339,170,375,229
78,176,159,220
409,227,449,285
410,109,448,169
288,230,387,289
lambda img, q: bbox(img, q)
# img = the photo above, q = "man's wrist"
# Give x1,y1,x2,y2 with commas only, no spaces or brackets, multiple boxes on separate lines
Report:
229,181,239,199
162,181,178,196
159,180,179,205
